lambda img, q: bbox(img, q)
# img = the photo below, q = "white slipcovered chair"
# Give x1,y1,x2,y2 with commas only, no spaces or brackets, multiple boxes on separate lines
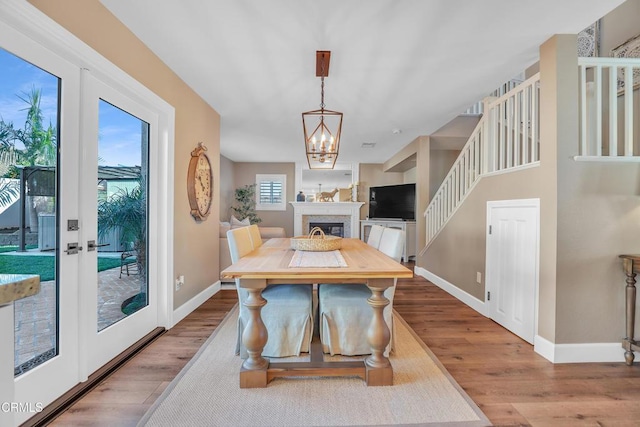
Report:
318,227,404,356
227,226,314,358
247,224,263,249
366,224,384,248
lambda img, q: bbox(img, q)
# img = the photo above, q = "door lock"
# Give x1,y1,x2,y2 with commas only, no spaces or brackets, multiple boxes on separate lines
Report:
63,242,83,255
87,240,109,252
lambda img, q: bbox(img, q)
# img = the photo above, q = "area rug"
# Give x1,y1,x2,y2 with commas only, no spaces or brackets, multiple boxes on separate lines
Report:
138,306,490,427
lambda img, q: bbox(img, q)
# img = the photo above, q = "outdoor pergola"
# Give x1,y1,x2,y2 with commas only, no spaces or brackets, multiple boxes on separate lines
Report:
16,165,141,251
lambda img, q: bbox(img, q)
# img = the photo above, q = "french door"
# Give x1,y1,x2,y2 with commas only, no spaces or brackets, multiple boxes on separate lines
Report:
2,24,84,424
79,72,158,375
1,12,167,425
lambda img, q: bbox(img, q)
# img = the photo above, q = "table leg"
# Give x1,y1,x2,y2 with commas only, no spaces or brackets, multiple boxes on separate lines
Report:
365,278,393,386
623,261,637,366
239,281,269,388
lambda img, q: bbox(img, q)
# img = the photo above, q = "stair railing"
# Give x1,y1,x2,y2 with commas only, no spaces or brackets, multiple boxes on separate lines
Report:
577,57,640,159
424,73,540,249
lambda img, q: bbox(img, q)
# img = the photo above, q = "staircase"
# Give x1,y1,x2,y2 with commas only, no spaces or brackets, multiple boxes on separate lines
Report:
424,73,541,249
577,57,640,159
423,55,640,252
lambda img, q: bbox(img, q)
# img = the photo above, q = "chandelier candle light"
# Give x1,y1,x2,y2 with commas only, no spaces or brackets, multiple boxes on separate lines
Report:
302,51,343,169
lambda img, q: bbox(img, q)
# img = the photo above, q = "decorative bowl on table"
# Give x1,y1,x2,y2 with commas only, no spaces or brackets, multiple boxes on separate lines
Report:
290,227,342,251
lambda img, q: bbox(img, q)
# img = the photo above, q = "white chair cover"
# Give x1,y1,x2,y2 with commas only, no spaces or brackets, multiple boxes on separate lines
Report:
366,224,384,248
227,227,313,358
318,227,405,356
247,224,263,249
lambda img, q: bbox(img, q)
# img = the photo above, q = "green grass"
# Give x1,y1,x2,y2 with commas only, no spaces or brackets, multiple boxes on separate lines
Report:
0,245,37,253
0,253,131,281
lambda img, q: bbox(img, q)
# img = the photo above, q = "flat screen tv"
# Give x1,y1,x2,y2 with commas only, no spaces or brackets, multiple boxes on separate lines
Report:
369,183,416,220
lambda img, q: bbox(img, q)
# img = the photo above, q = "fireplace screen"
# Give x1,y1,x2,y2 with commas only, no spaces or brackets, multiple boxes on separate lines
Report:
309,222,344,237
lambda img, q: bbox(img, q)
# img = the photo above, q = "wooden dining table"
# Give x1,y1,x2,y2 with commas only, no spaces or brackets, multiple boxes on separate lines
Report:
221,237,413,388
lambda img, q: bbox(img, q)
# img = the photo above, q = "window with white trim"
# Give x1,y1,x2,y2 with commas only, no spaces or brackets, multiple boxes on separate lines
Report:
256,174,286,211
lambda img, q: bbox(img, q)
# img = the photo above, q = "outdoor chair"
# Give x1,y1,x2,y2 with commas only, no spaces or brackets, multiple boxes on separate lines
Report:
318,227,404,356
227,226,314,358
119,242,138,278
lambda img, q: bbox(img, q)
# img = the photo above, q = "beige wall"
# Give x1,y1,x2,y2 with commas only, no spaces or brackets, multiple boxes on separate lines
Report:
219,155,235,221
415,137,430,253
358,164,405,219
30,0,221,309
233,162,295,236
422,166,546,301
551,32,640,343
429,149,460,202
600,0,640,54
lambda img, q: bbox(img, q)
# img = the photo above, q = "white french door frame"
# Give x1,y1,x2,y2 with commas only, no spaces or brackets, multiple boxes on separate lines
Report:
1,15,82,423
1,1,175,423
79,71,161,377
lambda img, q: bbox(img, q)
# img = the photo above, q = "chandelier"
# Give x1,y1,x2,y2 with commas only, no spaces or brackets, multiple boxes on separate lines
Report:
302,51,343,169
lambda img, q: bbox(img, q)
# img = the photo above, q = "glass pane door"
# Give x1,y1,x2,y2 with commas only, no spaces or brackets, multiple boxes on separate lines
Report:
96,99,149,331
0,48,60,377
1,30,83,425
81,73,158,375
1,11,168,423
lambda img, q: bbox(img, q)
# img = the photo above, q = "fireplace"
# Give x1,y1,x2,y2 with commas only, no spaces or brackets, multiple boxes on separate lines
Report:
290,202,364,238
309,222,344,237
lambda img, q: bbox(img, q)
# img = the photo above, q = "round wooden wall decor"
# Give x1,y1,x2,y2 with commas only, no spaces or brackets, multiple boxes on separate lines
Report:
187,142,213,221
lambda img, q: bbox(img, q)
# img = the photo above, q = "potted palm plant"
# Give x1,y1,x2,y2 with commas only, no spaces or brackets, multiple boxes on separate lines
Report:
98,182,147,288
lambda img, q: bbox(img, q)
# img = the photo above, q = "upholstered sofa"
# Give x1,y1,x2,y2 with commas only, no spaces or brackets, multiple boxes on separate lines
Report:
219,224,286,281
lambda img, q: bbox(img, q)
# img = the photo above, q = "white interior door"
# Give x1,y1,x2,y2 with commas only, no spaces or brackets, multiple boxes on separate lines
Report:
486,199,539,344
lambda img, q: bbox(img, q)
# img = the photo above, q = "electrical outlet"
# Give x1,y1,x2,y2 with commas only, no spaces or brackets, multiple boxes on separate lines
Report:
175,275,184,291
476,272,482,284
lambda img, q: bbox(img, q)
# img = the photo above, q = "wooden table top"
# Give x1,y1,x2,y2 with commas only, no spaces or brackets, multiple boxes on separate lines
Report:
620,254,640,275
221,238,413,282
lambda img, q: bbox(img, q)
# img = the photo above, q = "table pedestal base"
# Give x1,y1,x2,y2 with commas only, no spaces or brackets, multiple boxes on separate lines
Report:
240,366,268,388
365,365,393,386
239,279,394,388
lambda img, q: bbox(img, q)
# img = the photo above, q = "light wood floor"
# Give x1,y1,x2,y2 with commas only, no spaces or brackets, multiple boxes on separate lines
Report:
47,273,640,426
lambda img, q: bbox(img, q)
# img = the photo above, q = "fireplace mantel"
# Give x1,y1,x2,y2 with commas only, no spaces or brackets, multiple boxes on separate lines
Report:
290,202,365,238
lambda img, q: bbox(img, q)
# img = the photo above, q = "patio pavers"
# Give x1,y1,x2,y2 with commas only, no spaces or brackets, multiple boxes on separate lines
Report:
13,266,142,371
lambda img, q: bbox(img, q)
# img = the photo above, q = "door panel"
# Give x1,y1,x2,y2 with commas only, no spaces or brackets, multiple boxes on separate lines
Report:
0,28,83,426
80,72,158,376
1,7,170,423
486,199,539,344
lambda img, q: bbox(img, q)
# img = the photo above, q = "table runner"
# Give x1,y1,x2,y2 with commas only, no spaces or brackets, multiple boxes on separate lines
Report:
288,250,348,268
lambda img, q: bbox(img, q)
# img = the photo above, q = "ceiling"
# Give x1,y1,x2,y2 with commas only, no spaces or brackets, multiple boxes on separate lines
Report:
101,0,624,166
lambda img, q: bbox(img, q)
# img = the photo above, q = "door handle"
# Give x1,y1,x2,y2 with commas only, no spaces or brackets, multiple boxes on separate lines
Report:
64,242,83,255
87,240,109,252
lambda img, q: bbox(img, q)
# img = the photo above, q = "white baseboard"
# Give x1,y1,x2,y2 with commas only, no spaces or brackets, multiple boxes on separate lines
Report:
414,267,487,316
172,281,221,327
220,282,236,290
415,267,626,364
534,334,625,363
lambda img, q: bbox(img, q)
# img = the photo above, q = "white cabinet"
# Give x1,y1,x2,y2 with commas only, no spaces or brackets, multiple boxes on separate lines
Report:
360,219,416,261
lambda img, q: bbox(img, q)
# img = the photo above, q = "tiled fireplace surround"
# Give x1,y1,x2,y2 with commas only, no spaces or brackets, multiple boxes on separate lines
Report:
290,202,365,238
